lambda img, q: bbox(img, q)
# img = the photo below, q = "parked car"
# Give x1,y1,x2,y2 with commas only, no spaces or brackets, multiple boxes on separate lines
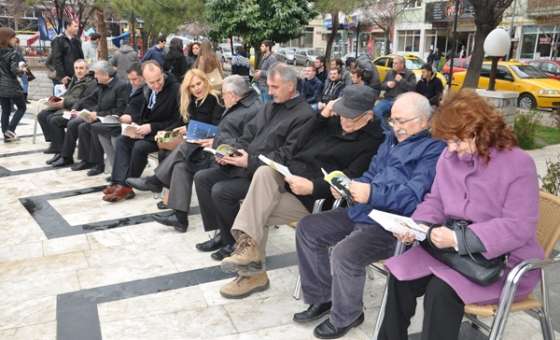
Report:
218,43,242,63
277,48,297,65
373,54,448,87
294,48,320,66
450,61,560,110
527,60,560,81
441,57,471,80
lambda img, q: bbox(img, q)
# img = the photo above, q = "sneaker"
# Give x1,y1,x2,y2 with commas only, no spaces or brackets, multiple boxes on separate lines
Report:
221,233,263,274
219,272,270,299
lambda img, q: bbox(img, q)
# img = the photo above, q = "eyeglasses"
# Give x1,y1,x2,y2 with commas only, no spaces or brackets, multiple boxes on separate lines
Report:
387,116,420,127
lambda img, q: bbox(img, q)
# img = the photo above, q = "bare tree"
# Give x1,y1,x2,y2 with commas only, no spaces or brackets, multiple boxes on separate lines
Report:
29,0,98,35
362,0,415,55
462,0,514,88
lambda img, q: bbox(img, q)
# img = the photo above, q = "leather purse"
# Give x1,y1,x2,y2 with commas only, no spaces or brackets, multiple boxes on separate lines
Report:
421,219,507,286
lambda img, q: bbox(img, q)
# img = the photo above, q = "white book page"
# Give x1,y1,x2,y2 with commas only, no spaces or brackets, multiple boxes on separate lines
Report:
368,209,427,241
258,154,292,177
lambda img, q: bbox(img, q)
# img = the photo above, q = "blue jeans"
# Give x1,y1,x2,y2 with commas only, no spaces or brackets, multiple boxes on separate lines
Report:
0,96,26,134
259,86,272,103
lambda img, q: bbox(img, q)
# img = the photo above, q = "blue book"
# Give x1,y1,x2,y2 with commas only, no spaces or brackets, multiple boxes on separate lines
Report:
185,120,219,142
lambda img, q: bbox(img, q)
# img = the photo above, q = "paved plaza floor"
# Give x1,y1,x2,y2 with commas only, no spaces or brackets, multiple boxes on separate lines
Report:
0,117,559,340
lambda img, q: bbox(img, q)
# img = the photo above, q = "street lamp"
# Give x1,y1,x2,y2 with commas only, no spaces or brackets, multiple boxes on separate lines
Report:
483,28,511,91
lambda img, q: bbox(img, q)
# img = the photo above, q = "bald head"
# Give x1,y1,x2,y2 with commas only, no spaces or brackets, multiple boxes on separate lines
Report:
142,62,165,93
390,92,431,142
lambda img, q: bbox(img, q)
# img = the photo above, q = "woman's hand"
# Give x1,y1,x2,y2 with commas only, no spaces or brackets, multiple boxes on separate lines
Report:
349,181,371,204
285,175,314,195
173,125,187,135
430,226,457,249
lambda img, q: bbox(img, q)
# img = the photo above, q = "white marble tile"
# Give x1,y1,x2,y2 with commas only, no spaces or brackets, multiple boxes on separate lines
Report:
43,234,90,256
101,306,236,340
0,153,53,171
0,270,80,305
0,321,56,340
0,241,43,262
0,251,88,281
86,227,135,250
98,285,208,323
0,296,56,331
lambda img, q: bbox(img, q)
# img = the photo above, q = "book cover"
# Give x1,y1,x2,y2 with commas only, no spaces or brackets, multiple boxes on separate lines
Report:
368,209,427,241
155,130,182,143
322,168,353,201
203,144,241,158
185,120,219,142
258,154,292,177
98,115,120,124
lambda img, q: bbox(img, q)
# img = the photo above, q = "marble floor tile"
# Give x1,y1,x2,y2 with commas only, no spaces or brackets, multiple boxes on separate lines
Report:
43,234,90,256
0,270,80,305
0,251,88,281
0,153,54,171
0,240,43,262
0,321,56,340
86,227,135,250
0,296,56,331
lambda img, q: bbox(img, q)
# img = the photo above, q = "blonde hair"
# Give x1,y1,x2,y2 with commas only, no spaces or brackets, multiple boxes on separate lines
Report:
179,69,220,122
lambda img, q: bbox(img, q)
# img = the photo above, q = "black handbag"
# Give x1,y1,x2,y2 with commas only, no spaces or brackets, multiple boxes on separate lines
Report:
421,218,507,286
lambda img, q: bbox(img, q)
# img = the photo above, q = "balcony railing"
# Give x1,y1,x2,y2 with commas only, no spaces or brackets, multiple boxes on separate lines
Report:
528,0,560,17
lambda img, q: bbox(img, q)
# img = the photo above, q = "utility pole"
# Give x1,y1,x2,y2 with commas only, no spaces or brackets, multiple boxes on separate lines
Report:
448,0,460,89
505,0,518,60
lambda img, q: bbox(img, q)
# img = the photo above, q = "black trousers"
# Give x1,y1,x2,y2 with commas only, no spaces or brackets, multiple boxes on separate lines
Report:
77,121,118,165
193,166,251,245
38,108,62,143
111,135,158,185
57,117,87,159
47,114,69,153
0,96,26,134
378,274,465,340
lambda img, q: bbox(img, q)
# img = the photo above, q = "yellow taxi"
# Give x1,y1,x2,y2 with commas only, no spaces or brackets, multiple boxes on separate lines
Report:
373,54,448,87
450,61,560,110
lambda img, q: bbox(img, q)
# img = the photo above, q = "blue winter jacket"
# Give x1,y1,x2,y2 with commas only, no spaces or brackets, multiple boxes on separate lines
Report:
347,129,446,224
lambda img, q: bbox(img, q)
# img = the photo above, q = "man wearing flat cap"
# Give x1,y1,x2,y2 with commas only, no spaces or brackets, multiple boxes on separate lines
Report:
218,85,385,300
293,91,446,339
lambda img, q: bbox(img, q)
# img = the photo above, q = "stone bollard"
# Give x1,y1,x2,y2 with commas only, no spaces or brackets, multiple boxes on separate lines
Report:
475,89,519,125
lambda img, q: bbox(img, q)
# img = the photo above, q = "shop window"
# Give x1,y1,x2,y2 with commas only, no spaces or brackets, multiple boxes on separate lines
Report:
397,30,421,53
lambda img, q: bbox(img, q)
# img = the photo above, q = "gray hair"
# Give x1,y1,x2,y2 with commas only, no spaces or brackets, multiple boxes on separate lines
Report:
222,75,251,97
394,92,433,119
91,60,116,77
394,55,406,65
267,62,298,88
73,59,88,68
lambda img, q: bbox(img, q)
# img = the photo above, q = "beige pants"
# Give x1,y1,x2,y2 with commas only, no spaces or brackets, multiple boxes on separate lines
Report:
232,166,310,255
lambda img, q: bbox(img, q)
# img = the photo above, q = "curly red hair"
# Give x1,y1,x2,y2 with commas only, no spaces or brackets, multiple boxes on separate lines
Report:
432,89,517,163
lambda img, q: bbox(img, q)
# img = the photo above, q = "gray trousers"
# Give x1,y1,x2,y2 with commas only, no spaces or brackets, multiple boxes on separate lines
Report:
296,208,396,328
154,143,195,213
91,123,120,168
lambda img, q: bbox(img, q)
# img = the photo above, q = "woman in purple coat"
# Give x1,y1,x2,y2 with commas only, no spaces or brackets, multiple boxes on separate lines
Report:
378,89,544,340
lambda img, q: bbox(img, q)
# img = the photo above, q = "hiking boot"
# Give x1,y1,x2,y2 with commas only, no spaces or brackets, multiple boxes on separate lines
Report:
219,272,270,299
221,233,263,274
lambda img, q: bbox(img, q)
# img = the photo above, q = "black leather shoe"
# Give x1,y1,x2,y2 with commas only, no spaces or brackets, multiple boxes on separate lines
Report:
43,145,58,154
313,313,364,339
293,302,332,323
87,165,105,176
46,153,61,165
211,244,235,261
153,214,187,233
196,233,223,252
126,177,163,193
52,157,73,167
71,161,94,171
157,201,167,210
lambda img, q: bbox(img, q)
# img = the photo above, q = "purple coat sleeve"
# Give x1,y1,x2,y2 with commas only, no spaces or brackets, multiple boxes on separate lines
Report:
411,153,446,224
469,157,540,260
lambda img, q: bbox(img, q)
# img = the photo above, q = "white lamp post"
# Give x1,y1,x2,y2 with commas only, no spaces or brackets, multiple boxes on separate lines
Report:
483,28,511,91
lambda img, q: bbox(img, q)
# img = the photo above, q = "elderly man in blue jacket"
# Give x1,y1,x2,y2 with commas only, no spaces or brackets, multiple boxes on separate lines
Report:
293,91,446,339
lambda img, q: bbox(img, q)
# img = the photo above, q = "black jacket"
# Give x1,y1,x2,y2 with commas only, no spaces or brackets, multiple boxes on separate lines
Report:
125,86,146,122
302,77,323,105
415,75,444,106
49,35,84,80
62,73,96,109
381,69,417,100
137,75,182,139
164,49,188,83
287,114,385,211
0,48,24,98
214,89,261,147
320,80,344,103
84,77,129,117
233,94,314,176
187,94,223,126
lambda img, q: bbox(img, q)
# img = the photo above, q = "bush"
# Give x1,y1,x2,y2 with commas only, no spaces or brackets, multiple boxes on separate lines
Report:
514,112,538,150
541,156,560,196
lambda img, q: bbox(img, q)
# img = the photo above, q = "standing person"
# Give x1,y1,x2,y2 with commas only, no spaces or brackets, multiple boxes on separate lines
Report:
142,35,166,66
185,42,200,71
231,46,250,79
110,39,139,80
426,48,435,66
373,55,417,123
433,48,441,71
14,37,29,103
416,63,444,107
83,32,100,65
294,92,445,339
164,38,188,83
194,41,224,92
47,20,84,87
0,28,27,142
314,56,327,83
379,90,543,340
254,40,277,103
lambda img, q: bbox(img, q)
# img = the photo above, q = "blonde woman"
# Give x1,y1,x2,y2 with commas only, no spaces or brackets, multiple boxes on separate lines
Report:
193,41,224,92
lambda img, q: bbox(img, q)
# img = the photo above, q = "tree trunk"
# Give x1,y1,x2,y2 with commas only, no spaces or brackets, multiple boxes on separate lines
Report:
325,11,339,64
384,30,392,55
129,14,136,51
96,8,109,61
462,25,493,88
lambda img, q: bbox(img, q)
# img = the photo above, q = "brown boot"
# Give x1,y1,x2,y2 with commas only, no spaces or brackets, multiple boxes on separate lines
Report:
219,272,270,299
221,233,263,274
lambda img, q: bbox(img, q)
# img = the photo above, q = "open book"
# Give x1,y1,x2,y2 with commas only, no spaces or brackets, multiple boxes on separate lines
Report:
322,168,353,201
185,120,219,143
121,123,142,139
258,154,292,177
62,109,91,120
98,115,120,124
203,144,241,158
368,209,427,241
155,130,182,143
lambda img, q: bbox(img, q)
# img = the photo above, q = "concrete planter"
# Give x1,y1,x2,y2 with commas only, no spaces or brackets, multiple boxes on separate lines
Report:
476,89,519,125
